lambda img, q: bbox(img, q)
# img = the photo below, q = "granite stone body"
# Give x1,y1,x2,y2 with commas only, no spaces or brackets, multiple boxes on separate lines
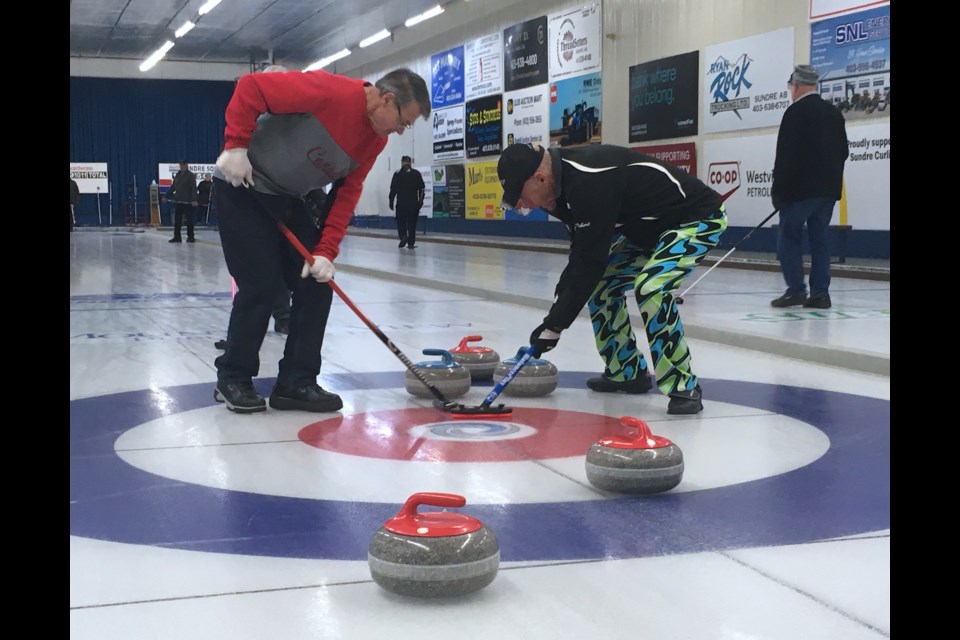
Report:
585,442,685,493
405,349,472,399
368,525,500,597
492,355,558,397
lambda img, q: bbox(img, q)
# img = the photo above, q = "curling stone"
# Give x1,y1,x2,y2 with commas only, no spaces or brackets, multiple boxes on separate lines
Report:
585,416,684,494
449,335,501,381
368,492,500,598
404,348,471,399
491,347,558,397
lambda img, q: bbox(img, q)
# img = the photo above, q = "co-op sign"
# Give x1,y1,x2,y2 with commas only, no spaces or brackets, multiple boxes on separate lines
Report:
707,161,741,201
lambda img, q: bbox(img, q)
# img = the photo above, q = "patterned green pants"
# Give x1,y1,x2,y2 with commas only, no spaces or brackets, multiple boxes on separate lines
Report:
587,207,727,395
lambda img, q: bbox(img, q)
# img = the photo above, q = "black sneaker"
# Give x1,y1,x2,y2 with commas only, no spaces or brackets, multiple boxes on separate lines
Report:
399,240,407,248
214,381,266,413
270,383,343,412
586,374,652,394
803,293,831,309
770,292,808,308
407,244,417,249
169,238,182,243
273,317,290,335
214,339,226,350
667,385,703,415
186,237,196,243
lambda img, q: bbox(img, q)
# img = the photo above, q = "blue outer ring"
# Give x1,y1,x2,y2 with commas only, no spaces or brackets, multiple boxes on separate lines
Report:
70,372,889,561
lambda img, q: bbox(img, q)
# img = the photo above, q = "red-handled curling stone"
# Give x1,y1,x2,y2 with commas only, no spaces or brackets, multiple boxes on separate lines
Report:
404,349,471,399
585,416,684,494
368,492,500,598
449,335,500,381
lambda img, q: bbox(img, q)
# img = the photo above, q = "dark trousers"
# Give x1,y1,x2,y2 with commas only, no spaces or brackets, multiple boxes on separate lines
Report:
213,178,331,387
776,197,835,297
172,202,195,240
396,206,420,246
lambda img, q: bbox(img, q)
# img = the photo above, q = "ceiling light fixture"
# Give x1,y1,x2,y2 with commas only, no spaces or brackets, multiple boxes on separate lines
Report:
174,21,196,38
198,0,223,16
359,29,391,48
139,40,175,72
405,4,444,28
304,48,352,71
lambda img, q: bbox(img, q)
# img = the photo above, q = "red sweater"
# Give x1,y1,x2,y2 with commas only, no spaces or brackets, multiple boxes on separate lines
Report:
223,69,387,261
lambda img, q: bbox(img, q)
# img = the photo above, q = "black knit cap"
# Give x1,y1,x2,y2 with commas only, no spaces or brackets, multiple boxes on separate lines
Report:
497,143,545,209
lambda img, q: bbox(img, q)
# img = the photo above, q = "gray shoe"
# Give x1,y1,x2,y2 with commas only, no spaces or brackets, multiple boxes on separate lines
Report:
667,385,703,415
586,374,652,394
803,293,831,309
214,381,266,413
771,292,808,308
269,383,343,412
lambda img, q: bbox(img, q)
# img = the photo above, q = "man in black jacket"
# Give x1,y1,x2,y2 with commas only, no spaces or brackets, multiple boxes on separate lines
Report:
388,156,425,248
166,160,199,243
498,142,726,415
770,65,849,309
70,176,80,232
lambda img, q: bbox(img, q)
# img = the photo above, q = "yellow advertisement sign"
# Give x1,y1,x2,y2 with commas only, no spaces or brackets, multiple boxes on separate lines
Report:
465,161,504,220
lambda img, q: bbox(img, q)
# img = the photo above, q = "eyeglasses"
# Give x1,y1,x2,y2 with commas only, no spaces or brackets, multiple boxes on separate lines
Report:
395,100,414,130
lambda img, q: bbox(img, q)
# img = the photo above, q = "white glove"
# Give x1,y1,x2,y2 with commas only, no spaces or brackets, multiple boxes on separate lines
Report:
300,256,335,283
216,148,254,187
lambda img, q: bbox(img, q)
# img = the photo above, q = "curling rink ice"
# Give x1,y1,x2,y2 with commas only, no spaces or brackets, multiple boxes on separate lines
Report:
70,227,890,639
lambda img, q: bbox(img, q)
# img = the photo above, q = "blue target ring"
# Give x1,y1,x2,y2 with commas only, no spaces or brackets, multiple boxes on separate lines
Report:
69,372,889,561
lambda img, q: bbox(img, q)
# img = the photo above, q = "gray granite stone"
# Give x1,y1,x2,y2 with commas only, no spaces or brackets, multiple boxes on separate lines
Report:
585,443,684,494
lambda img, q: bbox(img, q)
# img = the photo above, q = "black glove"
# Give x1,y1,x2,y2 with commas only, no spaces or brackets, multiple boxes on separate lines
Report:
529,323,561,358
772,194,783,211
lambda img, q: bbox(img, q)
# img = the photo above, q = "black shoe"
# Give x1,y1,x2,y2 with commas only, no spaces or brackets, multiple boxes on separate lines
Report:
407,244,417,249
270,383,343,412
214,339,227,350
803,293,832,309
169,238,182,243
770,292,807,308
214,381,266,413
399,240,407,248
273,317,290,335
667,385,703,415
186,237,196,243
586,374,652,394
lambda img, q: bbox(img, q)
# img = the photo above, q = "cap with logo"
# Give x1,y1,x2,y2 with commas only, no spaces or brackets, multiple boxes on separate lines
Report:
788,64,820,86
497,143,545,209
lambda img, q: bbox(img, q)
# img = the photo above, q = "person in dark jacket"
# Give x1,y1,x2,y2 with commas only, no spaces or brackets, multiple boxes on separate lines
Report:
70,177,80,232
497,142,727,415
197,175,213,225
770,65,849,309
165,160,199,243
388,155,425,248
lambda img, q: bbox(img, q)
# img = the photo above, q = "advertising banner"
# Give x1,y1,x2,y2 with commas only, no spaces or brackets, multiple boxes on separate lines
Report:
416,166,434,218
628,51,700,143
632,142,698,177
465,33,504,101
547,3,602,81
810,4,890,122
503,84,550,148
549,72,602,147
503,16,549,92
432,105,466,162
70,162,109,194
702,28,796,133
431,46,465,109
465,95,504,159
465,161,504,220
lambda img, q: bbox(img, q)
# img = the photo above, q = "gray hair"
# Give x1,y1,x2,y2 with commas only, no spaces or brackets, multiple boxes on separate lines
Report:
262,64,288,73
375,68,431,120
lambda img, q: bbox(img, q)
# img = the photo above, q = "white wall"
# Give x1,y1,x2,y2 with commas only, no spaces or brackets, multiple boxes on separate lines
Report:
71,0,891,225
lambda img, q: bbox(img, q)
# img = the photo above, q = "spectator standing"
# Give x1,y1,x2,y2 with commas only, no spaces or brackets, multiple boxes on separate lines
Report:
166,160,199,243
388,155,425,248
770,64,849,309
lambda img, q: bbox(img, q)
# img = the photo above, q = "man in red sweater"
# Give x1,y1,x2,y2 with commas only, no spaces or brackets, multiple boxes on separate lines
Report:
212,67,430,414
